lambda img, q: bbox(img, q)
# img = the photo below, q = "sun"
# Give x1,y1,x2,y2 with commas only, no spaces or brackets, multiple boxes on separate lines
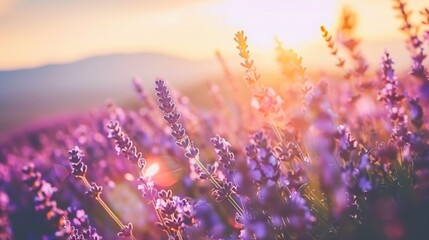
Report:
143,162,161,178
213,0,337,49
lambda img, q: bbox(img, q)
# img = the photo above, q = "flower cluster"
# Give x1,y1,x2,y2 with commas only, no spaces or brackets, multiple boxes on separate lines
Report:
336,7,368,77
393,0,428,82
69,146,88,178
107,120,146,170
211,135,236,177
246,131,281,184
275,38,306,82
155,79,245,221
320,25,346,70
378,51,410,146
155,190,194,239
21,163,67,234
62,210,102,240
68,146,136,239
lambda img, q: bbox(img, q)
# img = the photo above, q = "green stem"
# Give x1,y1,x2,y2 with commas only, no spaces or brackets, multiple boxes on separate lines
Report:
80,177,137,240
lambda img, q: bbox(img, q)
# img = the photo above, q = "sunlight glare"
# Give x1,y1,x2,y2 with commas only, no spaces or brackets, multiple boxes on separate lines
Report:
213,0,336,49
143,162,160,178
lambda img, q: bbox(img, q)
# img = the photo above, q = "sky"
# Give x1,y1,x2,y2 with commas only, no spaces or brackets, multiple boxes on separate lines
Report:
0,0,427,70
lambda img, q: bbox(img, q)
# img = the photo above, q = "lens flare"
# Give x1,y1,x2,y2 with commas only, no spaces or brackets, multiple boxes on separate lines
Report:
143,162,160,178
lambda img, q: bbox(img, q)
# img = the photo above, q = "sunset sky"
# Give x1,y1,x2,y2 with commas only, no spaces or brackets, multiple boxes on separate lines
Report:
0,0,427,70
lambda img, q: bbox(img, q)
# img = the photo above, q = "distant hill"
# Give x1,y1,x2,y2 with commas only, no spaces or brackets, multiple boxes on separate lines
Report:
0,53,221,134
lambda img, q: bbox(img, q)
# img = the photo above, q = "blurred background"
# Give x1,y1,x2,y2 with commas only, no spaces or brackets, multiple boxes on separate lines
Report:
0,0,426,137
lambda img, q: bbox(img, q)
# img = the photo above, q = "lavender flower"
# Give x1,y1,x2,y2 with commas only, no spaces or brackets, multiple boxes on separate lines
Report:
246,131,281,184
155,79,245,218
336,7,369,77
118,223,134,238
320,26,346,70
132,77,155,111
65,220,102,240
212,181,237,202
378,51,410,146
191,200,226,238
21,163,67,235
283,165,308,192
68,146,88,178
211,135,236,175
154,80,191,148
107,121,146,169
393,0,428,84
67,147,136,239
155,190,195,238
85,182,103,199
336,125,357,161
137,176,158,200
286,191,315,238
409,98,424,129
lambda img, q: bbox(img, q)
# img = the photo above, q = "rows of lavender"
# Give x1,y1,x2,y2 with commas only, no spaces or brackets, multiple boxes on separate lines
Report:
1,2,429,239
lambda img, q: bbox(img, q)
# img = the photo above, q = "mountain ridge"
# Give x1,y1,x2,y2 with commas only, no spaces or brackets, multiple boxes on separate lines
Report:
0,52,221,134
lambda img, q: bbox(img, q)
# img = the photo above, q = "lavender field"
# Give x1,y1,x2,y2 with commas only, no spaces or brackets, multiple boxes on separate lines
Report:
1,1,429,239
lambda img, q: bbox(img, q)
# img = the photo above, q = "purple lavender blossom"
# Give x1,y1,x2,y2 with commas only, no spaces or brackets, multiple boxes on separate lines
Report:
154,80,191,149
155,190,195,238
336,125,357,161
212,181,237,202
286,191,315,238
211,135,236,175
68,146,88,178
21,163,67,236
118,223,134,238
107,121,146,169
246,131,281,184
409,98,424,129
137,176,158,200
65,219,102,240
85,182,103,199
378,51,411,146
